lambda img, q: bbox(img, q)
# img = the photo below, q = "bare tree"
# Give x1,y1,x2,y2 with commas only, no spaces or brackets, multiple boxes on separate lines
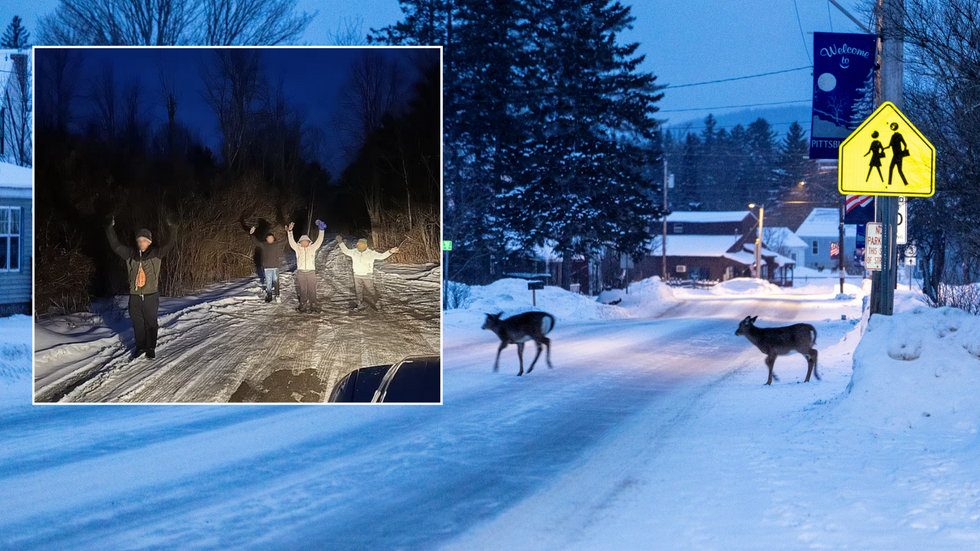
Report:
2,53,32,167
200,49,265,170
333,51,408,246
330,15,365,46
89,63,119,142
36,0,315,45
36,48,84,132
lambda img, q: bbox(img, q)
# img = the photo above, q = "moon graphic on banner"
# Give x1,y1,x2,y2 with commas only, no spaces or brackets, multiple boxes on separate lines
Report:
817,73,837,92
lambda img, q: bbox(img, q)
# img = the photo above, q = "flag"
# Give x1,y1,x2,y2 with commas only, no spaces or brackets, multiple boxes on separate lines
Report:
830,241,840,259
844,195,875,224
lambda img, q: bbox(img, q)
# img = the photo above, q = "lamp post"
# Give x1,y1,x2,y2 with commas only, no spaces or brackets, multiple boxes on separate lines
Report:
750,204,764,280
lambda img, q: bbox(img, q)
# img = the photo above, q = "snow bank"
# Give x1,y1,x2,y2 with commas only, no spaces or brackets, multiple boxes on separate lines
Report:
709,278,782,295
0,315,31,384
595,276,679,318
444,278,632,326
846,306,980,442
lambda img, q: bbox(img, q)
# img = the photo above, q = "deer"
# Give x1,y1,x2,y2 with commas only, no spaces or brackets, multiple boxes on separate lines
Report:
482,311,556,376
735,316,819,385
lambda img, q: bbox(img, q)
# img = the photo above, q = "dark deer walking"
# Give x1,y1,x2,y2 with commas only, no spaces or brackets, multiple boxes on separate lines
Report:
482,311,556,376
735,316,819,385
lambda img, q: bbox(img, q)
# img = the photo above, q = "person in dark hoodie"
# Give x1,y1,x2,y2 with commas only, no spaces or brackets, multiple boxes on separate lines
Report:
249,225,282,303
106,216,178,359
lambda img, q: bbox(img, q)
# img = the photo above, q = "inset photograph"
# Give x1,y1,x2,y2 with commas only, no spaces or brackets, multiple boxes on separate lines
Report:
32,46,442,404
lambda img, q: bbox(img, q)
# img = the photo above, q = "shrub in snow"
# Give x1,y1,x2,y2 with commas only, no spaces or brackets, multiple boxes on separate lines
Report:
927,283,980,315
445,281,471,310
595,276,679,318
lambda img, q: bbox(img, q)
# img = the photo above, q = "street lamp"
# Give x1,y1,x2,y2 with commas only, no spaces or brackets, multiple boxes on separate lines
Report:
749,203,764,280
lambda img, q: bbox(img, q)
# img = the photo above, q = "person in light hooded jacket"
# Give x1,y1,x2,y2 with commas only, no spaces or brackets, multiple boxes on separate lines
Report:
286,220,325,312
336,236,399,311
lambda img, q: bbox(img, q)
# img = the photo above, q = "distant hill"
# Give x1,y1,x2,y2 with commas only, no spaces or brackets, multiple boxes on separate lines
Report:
664,105,812,140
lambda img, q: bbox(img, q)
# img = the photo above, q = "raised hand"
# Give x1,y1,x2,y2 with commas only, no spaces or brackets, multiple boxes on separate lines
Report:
287,222,295,231
335,235,343,243
390,247,400,254
249,226,256,235
107,214,115,227
315,219,327,231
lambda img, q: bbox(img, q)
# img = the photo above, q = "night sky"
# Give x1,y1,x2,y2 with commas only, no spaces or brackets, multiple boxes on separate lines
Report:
45,47,434,176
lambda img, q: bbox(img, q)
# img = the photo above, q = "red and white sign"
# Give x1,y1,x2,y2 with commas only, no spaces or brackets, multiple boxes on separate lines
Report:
866,222,882,271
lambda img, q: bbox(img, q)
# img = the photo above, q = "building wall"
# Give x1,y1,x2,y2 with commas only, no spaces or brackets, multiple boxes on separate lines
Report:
635,255,753,282
798,235,856,270
0,195,30,306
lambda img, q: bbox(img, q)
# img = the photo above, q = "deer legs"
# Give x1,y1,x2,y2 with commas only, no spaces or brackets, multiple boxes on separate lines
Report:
804,349,819,382
493,341,508,372
516,342,525,376
765,354,777,385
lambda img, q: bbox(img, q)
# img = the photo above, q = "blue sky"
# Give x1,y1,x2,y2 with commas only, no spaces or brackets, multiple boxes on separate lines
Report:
7,0,869,134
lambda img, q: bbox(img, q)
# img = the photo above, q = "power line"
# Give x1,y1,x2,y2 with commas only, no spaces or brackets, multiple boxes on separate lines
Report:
665,66,813,89
827,0,834,32
659,99,810,113
792,0,813,64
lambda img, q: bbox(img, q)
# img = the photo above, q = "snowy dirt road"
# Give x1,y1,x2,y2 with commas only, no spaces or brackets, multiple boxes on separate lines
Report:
32,242,441,403
7,286,940,551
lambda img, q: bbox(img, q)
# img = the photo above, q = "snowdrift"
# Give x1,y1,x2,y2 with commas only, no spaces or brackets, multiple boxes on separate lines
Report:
595,276,679,318
0,315,31,383
709,278,782,295
846,306,980,442
444,278,637,326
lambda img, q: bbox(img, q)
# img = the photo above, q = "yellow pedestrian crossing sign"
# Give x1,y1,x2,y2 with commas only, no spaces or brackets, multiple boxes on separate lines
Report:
838,101,935,197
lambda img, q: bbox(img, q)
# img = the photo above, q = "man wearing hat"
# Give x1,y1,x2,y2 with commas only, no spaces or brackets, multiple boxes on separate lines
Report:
249,225,283,303
286,220,326,312
105,216,178,359
336,235,400,311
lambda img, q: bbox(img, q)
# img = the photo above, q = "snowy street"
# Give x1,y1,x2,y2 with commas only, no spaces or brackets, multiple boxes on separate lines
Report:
32,242,441,403
7,279,978,549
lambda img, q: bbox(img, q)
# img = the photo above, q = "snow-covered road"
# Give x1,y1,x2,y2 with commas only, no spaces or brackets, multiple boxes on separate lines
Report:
33,242,441,403
13,284,952,550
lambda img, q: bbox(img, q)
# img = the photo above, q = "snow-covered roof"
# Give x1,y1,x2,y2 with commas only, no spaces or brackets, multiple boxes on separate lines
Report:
764,227,808,249
0,162,32,189
666,211,754,223
723,251,756,265
740,244,797,266
795,208,857,237
652,235,741,257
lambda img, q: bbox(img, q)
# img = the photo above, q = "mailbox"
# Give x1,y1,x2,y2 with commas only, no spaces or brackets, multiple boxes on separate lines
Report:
527,280,545,290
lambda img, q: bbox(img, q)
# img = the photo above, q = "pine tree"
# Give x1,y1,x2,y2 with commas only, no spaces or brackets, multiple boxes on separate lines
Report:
849,67,876,129
515,0,664,284
1,15,30,48
745,118,778,206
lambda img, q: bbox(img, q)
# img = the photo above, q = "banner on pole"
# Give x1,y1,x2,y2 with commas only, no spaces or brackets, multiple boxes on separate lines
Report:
809,32,878,160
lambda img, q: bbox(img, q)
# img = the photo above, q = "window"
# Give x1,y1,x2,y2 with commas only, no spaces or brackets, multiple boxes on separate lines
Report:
0,207,21,272
812,240,819,255
673,223,683,234
791,252,798,261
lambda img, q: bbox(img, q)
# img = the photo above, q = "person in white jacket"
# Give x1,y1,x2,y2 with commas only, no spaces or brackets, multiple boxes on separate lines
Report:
336,236,400,311
287,220,326,312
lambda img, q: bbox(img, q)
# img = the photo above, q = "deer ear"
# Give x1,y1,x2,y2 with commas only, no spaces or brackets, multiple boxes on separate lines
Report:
751,316,758,323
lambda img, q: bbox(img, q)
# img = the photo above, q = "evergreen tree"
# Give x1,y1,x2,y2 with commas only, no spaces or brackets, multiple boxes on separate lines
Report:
849,67,876,129
515,0,663,285
778,121,809,190
677,132,702,210
744,118,778,206
1,15,30,48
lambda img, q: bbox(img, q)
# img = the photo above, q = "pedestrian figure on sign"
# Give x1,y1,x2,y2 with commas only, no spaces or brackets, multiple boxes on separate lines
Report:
863,130,886,182
105,216,178,360
887,122,910,186
336,236,400,312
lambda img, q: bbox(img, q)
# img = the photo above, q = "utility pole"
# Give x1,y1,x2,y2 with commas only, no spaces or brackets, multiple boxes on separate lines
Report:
750,204,764,279
872,0,902,315
662,158,668,283
839,199,846,295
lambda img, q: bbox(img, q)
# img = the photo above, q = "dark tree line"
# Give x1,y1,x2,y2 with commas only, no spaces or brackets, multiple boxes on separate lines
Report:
373,0,665,288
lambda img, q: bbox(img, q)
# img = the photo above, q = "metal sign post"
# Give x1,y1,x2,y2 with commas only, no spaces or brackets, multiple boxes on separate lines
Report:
528,280,544,306
442,240,452,310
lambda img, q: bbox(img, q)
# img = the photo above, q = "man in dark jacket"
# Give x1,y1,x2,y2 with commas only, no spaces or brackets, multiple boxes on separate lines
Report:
249,226,282,302
106,216,177,359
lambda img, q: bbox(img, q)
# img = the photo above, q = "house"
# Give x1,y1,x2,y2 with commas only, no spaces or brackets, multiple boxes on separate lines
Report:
763,227,809,267
636,211,796,285
794,208,856,270
0,161,31,314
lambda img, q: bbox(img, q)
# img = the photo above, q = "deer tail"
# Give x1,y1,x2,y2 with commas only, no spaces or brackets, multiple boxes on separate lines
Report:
810,326,817,345
541,314,555,335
